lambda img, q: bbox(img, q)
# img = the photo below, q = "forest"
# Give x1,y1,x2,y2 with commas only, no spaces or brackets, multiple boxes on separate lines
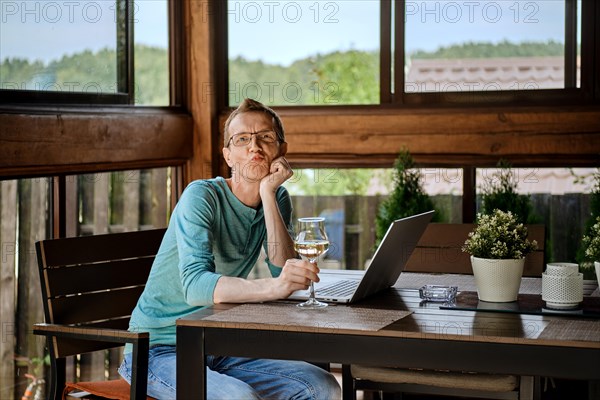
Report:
0,40,564,106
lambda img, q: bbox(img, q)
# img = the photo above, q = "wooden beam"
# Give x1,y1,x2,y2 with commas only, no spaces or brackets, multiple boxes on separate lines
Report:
0,108,192,178
184,0,221,182
244,105,600,168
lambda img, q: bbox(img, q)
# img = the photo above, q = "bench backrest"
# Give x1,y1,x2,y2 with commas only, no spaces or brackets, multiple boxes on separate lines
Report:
405,223,545,277
36,229,166,358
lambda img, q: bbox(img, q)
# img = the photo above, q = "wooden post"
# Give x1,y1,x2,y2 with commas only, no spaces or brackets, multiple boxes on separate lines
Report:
123,170,141,231
462,167,476,223
93,173,110,235
65,176,78,237
79,174,110,382
65,176,78,384
344,195,362,270
110,172,125,232
151,168,168,228
79,174,96,236
16,178,47,397
0,180,17,400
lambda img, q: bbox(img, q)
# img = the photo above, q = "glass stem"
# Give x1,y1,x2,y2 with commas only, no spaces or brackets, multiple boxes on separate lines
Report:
309,259,317,299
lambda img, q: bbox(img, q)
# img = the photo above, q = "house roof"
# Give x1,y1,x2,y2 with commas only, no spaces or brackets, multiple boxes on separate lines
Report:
365,168,596,196
406,56,575,91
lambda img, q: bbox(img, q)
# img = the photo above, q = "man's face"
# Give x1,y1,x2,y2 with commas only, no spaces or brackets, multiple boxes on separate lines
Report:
223,111,287,183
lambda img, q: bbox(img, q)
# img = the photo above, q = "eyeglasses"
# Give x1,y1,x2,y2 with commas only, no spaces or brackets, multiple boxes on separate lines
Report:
227,130,279,147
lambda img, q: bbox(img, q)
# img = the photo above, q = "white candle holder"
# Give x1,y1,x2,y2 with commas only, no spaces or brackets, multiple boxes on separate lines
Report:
542,262,583,310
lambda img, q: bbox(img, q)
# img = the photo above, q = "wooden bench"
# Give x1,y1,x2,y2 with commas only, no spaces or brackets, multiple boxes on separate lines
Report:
405,223,546,277
33,229,166,400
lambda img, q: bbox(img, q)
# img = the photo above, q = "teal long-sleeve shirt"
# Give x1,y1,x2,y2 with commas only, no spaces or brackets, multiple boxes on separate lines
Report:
127,177,293,349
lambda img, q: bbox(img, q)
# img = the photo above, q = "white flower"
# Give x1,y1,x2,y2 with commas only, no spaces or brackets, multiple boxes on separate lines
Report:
462,209,537,260
582,216,600,261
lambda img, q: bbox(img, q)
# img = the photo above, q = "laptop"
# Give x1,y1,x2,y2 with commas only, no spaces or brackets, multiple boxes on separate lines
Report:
288,210,434,304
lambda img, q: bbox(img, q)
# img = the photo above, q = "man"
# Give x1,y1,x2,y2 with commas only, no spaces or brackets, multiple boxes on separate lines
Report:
118,98,341,399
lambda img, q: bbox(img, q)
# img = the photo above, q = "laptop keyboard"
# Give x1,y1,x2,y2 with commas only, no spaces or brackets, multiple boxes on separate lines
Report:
316,280,359,297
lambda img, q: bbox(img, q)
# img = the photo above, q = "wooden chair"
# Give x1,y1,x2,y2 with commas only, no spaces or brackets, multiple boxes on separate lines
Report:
33,229,166,400
343,223,546,400
405,223,546,277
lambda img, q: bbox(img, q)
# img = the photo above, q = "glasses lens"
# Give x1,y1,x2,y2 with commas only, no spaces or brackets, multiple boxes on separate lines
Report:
232,134,251,146
257,132,276,143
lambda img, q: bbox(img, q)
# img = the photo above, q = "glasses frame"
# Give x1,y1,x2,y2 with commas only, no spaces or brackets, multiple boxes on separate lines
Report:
227,130,279,147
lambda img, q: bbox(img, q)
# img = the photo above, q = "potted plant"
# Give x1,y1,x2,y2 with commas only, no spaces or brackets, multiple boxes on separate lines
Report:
577,169,600,279
582,216,600,288
462,209,538,302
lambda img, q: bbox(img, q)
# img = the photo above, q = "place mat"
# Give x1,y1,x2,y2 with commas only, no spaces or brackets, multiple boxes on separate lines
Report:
440,291,600,319
539,319,600,342
202,303,412,332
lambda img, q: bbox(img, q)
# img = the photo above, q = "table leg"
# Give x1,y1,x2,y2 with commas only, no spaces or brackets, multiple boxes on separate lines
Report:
177,326,206,400
589,380,600,400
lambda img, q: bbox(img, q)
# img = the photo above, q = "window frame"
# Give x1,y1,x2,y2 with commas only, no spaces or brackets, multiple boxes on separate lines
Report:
0,1,191,177
392,0,595,105
220,0,598,109
212,0,600,171
0,0,135,105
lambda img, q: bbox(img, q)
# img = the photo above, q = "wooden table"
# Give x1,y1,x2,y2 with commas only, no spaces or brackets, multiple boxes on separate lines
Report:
176,272,600,399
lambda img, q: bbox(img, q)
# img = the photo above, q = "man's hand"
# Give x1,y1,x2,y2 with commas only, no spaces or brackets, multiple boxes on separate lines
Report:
260,156,293,196
272,258,320,298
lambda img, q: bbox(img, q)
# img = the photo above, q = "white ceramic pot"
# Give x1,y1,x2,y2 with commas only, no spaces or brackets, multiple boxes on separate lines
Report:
470,256,525,302
595,261,600,289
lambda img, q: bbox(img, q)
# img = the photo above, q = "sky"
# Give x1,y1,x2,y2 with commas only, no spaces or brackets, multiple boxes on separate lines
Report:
1,0,569,66
229,0,567,66
0,0,168,63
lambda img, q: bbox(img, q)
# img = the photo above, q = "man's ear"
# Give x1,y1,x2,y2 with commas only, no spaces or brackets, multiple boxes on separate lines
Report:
279,142,288,157
223,147,233,167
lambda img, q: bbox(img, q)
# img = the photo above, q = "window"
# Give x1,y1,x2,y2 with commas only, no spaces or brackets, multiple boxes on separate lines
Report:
404,1,581,93
0,0,170,105
227,0,380,106
133,0,169,106
224,0,592,107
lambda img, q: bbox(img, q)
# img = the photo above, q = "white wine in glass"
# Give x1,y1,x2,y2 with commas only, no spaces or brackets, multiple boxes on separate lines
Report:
294,217,329,309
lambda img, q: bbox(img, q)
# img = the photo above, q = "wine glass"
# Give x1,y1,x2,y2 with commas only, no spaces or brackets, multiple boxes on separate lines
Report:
294,217,329,309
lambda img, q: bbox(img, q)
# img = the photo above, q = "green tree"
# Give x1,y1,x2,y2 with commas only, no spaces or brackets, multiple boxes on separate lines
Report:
375,150,438,245
411,39,565,59
577,169,600,272
134,44,169,105
2,40,567,106
309,50,379,105
0,58,46,90
480,160,536,224
285,169,374,196
0,45,169,105
228,50,379,106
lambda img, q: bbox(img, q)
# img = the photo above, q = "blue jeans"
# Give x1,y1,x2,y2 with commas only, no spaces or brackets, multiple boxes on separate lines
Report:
118,345,341,399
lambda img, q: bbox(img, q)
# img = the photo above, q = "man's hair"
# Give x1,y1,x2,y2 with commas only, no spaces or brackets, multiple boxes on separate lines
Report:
223,98,285,146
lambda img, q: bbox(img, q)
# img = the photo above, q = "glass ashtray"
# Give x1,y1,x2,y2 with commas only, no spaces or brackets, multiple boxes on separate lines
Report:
419,285,458,302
